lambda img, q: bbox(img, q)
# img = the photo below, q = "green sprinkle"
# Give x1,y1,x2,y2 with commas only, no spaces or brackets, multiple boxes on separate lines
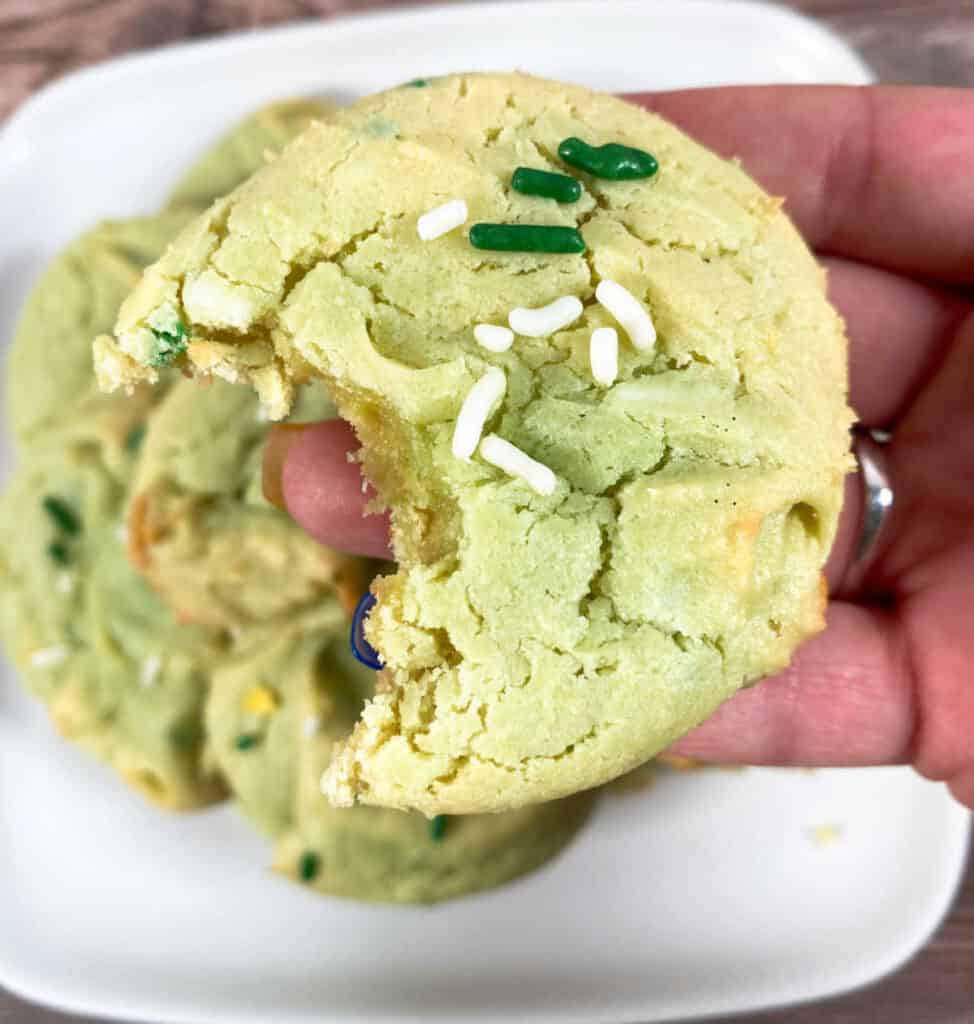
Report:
42,496,81,536
48,541,71,566
468,223,585,254
558,137,658,180
123,423,146,454
511,167,582,203
428,815,448,841
148,321,189,368
298,851,320,882
405,78,430,88
234,733,260,751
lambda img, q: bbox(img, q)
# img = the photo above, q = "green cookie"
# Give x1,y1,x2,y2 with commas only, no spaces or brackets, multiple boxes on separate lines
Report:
127,376,370,632
97,73,852,815
207,613,592,904
1,98,335,805
0,445,224,808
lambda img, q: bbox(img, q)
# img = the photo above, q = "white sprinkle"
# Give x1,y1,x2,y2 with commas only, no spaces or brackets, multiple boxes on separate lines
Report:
140,653,162,689
114,521,129,545
452,368,507,461
31,646,69,669
473,323,514,353
255,404,270,423
54,572,75,596
590,327,619,387
417,199,468,241
302,714,322,740
509,295,583,338
479,434,558,496
596,279,656,351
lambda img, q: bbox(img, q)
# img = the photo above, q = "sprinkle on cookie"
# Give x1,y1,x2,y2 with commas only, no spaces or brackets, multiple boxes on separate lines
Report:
452,367,506,461
479,434,558,496
508,296,583,338
417,199,468,241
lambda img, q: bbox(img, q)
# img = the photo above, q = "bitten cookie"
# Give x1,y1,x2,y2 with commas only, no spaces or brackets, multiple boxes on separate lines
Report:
95,73,853,814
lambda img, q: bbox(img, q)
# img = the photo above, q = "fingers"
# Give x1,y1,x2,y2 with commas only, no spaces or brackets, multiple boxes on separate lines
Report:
630,86,974,281
273,420,392,559
666,602,915,766
822,257,969,428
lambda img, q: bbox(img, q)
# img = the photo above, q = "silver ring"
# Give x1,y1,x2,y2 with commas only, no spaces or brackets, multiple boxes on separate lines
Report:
846,429,895,590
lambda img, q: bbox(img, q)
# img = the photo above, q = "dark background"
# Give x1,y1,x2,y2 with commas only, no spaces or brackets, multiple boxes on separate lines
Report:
0,2,972,1022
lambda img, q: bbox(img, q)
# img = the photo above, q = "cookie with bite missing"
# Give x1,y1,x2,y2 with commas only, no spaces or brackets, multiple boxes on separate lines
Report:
95,72,852,815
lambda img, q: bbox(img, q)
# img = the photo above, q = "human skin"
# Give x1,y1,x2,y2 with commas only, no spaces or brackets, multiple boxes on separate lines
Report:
266,86,974,811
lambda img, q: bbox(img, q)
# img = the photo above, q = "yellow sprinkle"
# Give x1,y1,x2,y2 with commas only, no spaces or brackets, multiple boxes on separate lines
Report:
810,823,843,846
242,684,279,716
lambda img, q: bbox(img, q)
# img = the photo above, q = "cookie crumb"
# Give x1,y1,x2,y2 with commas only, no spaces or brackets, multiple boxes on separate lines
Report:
809,823,843,846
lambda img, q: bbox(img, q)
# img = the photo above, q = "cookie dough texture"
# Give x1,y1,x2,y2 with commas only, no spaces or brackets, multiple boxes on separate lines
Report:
166,100,334,210
206,613,591,903
96,73,853,814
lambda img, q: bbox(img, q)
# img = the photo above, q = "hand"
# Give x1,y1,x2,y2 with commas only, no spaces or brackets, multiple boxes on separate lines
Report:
264,86,974,810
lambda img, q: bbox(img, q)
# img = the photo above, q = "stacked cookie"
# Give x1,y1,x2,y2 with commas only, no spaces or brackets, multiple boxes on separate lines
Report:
0,101,592,903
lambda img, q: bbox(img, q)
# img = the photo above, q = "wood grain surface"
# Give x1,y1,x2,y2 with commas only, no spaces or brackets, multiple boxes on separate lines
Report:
0,2,972,1022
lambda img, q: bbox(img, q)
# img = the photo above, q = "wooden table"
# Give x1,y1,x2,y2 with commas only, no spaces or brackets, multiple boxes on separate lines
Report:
0,2,971,1021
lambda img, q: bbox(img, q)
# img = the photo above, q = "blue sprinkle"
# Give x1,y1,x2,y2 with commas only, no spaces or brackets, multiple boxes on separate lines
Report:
350,592,383,670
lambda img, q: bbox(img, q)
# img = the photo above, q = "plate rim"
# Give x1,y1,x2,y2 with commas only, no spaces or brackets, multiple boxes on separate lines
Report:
0,0,872,151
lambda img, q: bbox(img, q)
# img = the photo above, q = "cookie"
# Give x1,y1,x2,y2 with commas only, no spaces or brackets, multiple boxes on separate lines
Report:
95,73,852,814
207,612,592,903
166,99,334,210
128,376,371,631
9,98,329,455
7,211,196,456
0,99,330,805
0,445,224,808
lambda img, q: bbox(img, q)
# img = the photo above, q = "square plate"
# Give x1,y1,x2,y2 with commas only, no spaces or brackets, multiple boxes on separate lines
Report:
0,2,968,1022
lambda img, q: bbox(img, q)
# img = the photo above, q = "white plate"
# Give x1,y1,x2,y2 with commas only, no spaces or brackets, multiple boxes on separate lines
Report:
0,2,968,1022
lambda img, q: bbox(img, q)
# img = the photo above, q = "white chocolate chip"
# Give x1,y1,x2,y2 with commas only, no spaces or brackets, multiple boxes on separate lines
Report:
589,327,619,387
30,646,69,669
417,199,468,241
473,323,515,353
595,279,656,351
140,653,162,689
479,434,558,496
54,572,75,596
508,295,583,338
452,368,507,461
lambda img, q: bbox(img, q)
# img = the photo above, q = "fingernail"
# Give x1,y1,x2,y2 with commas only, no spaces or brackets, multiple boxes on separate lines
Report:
262,423,311,511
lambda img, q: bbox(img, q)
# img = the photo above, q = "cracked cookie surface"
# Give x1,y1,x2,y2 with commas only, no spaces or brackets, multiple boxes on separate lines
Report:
95,73,853,814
